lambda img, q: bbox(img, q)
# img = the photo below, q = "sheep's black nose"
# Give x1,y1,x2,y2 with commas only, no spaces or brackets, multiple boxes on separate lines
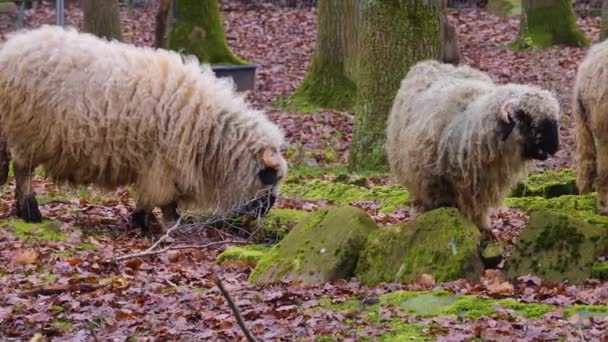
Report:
539,119,559,156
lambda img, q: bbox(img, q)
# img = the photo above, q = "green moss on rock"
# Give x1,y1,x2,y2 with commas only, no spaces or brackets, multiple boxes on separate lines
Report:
249,206,378,284
254,209,308,241
3,220,66,242
504,193,608,227
355,208,484,285
280,179,409,213
505,211,608,284
216,245,269,264
511,169,576,198
481,240,505,269
487,0,521,17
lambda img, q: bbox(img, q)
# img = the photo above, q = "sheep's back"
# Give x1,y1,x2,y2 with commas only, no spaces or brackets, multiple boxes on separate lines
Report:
0,26,213,187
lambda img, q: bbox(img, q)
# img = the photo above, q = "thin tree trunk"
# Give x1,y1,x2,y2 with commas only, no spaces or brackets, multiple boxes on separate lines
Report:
289,0,358,111
440,0,460,65
602,0,608,41
349,0,441,172
167,0,245,65
82,0,122,41
513,0,588,49
155,0,173,49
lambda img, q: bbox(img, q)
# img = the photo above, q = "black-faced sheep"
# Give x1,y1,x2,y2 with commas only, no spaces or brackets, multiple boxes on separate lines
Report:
573,39,608,214
386,60,560,232
0,25,288,232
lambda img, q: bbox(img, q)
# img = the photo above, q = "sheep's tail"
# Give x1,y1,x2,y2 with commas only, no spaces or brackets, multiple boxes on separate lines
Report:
573,94,596,194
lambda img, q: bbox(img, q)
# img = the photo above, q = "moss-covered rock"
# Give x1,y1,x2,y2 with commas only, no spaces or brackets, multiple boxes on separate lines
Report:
487,0,521,17
481,240,505,269
591,262,608,280
504,193,608,227
249,206,379,284
510,169,576,198
216,245,269,264
280,179,409,213
355,208,484,285
505,211,608,284
254,209,308,241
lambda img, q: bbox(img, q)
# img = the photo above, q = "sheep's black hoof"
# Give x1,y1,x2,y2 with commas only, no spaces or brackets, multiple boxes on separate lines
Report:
130,210,162,237
17,195,43,223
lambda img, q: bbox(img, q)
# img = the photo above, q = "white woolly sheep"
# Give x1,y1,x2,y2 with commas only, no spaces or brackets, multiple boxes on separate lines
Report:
0,25,288,232
386,60,560,232
573,39,608,215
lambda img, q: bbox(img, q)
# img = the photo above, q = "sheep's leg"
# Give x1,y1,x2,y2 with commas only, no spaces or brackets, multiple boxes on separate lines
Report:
595,139,608,215
14,161,42,222
130,205,161,236
160,201,180,226
574,106,596,194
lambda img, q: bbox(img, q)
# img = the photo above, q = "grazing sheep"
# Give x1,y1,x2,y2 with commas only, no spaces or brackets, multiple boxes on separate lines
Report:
0,25,288,232
386,60,560,232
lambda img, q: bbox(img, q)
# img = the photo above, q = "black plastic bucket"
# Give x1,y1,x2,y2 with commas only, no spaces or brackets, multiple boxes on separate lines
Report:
211,64,258,92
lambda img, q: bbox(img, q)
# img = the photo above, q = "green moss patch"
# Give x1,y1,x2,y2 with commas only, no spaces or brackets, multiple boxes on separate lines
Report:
355,208,483,285
3,220,67,242
511,169,576,198
591,262,608,280
249,206,378,284
280,179,409,213
565,305,608,319
254,209,308,241
216,245,270,264
505,211,608,284
487,0,521,16
504,193,608,227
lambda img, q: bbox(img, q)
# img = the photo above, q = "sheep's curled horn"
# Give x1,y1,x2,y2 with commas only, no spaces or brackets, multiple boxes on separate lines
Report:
499,98,517,141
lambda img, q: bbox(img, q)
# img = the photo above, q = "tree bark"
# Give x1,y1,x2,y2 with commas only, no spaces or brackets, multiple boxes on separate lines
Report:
155,0,173,49
167,0,245,65
82,0,122,41
349,0,441,172
440,0,460,65
289,0,358,111
513,0,588,49
602,0,608,41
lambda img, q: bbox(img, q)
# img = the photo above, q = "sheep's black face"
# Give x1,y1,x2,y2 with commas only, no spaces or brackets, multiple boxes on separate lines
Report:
516,110,559,160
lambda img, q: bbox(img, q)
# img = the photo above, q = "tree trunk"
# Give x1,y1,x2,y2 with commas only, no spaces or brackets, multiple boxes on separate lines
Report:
440,0,460,65
167,0,245,65
288,0,358,111
82,0,122,41
349,1,441,172
512,0,588,49
154,0,173,49
602,0,608,41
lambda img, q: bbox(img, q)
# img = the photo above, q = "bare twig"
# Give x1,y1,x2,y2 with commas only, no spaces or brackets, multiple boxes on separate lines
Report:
213,276,258,342
19,283,109,297
114,240,246,261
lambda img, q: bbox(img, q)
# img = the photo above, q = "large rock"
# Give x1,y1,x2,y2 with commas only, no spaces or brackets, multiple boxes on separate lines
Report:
355,208,484,286
506,211,608,284
249,206,379,284
510,169,576,198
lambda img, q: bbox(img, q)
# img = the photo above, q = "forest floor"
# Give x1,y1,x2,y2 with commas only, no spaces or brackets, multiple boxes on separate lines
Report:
1,2,608,341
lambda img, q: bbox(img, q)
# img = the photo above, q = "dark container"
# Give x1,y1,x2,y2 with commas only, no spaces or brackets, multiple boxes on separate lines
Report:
211,64,258,92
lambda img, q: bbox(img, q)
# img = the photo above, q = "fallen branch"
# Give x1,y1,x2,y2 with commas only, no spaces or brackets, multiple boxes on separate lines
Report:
19,282,109,297
213,276,258,342
114,240,246,261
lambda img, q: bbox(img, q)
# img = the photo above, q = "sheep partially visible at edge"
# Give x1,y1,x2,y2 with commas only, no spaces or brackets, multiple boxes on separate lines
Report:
573,39,608,214
386,60,560,233
0,25,288,233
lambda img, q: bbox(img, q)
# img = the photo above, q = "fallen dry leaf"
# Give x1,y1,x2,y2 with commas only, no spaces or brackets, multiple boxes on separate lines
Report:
12,249,38,266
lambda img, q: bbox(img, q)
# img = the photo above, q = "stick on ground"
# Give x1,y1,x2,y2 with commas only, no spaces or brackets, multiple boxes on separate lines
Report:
18,283,109,297
213,276,258,342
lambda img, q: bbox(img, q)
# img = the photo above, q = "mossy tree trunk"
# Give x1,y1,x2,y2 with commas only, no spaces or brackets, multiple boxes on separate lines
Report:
512,0,588,49
289,0,358,111
82,0,122,41
602,0,608,41
167,0,245,65
349,1,441,172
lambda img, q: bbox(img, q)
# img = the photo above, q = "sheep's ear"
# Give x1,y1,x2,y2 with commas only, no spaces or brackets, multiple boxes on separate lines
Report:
498,99,516,141
258,147,280,169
